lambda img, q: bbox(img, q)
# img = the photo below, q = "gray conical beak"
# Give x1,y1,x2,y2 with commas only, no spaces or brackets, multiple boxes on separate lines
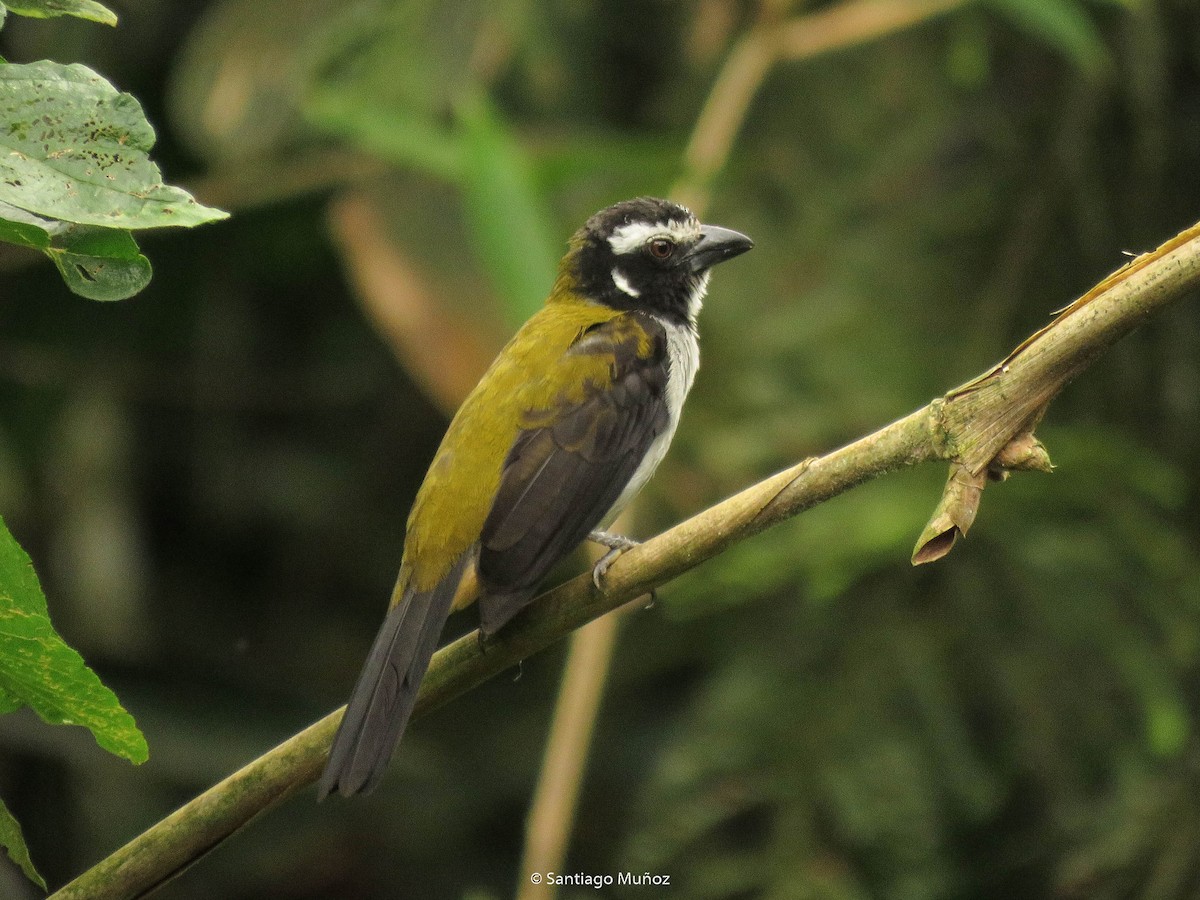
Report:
687,224,754,273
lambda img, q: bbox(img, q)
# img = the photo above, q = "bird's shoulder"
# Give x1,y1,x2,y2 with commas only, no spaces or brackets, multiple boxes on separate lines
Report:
510,298,666,385
533,302,667,403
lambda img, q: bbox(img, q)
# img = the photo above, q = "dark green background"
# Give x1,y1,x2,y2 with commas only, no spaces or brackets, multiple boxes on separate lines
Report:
3,1,1200,897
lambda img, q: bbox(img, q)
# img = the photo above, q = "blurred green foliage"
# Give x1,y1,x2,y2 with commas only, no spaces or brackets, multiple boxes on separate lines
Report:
4,0,1200,898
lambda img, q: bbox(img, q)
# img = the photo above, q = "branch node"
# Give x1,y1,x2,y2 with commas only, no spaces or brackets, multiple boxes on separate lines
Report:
926,397,955,460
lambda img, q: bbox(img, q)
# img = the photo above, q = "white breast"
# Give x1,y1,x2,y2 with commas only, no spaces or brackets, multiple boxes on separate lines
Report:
604,319,699,522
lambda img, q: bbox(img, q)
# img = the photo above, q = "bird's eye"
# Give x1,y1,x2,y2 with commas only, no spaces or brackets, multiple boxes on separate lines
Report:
648,238,675,259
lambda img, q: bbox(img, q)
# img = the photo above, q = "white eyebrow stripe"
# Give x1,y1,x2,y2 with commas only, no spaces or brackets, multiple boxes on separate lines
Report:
611,267,640,297
607,217,701,254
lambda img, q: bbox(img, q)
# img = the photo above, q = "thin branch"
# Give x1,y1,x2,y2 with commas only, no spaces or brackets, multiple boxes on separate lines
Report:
674,17,779,212
48,217,1200,900
516,615,622,900
673,0,967,210
777,0,967,61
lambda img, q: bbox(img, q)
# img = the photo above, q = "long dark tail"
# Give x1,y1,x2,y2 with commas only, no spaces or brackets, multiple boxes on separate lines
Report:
318,556,467,798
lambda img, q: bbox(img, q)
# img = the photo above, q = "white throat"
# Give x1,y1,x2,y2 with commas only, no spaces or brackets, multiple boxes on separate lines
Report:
686,270,711,321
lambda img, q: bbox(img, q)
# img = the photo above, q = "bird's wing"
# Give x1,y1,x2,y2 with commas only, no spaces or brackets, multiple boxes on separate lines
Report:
477,312,671,610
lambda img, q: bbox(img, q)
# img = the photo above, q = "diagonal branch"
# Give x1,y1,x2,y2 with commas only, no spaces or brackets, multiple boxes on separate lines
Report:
49,219,1200,900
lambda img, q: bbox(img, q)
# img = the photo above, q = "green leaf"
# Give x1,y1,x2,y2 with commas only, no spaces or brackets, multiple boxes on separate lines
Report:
48,245,151,300
0,684,20,715
0,797,44,890
0,61,228,229
985,0,1108,73
456,93,558,325
0,200,152,299
3,0,116,26
47,225,152,300
0,198,54,249
0,513,148,764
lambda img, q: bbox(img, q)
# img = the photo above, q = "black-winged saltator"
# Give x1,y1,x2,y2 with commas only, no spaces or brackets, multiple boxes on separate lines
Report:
319,197,753,798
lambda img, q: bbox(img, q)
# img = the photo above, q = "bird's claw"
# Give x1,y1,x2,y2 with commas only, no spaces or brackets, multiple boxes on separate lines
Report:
588,530,640,591
591,547,620,590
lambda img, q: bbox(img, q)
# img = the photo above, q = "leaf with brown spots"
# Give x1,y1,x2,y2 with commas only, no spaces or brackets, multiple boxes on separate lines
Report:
0,61,227,229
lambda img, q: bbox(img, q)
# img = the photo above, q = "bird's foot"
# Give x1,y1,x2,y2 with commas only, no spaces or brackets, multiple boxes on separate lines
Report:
588,530,640,590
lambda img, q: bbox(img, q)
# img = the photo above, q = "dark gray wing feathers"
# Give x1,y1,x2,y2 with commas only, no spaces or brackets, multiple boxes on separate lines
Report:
477,314,670,629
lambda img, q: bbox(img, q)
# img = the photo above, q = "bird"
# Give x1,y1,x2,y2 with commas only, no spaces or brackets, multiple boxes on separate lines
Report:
318,197,753,798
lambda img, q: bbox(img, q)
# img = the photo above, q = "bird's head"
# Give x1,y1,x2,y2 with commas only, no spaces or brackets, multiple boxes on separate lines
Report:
557,197,753,325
